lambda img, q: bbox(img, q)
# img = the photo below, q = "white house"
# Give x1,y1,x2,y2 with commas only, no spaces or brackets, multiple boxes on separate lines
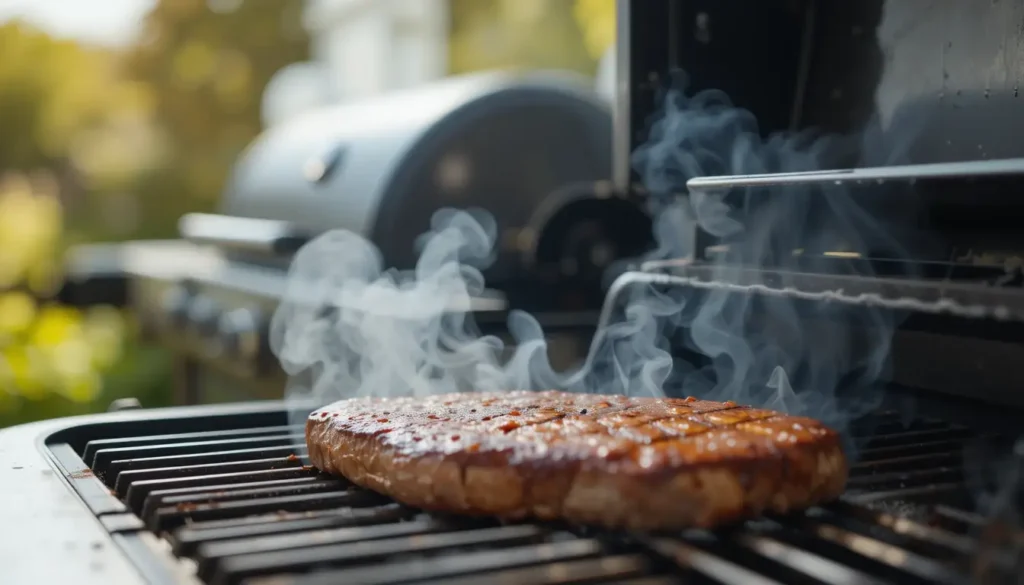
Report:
262,0,450,127
261,0,612,128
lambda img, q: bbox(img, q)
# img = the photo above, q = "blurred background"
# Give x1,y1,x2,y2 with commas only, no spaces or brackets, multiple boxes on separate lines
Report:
0,0,616,427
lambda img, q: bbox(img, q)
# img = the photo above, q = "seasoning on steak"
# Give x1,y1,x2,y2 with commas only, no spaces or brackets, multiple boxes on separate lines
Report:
305,390,848,530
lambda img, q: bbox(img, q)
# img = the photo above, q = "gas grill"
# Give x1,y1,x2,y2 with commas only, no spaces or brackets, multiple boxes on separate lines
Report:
4,0,1024,583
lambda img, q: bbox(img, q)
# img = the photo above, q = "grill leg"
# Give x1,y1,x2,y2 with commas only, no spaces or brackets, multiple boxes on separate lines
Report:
173,357,202,406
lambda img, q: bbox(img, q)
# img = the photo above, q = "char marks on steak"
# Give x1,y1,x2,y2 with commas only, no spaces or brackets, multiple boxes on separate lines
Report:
305,391,848,530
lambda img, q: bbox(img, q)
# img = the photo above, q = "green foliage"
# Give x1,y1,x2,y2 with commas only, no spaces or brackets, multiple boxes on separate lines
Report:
0,24,161,427
122,0,310,238
450,0,598,76
0,2,312,426
0,0,614,426
0,175,171,425
0,23,118,170
573,0,616,59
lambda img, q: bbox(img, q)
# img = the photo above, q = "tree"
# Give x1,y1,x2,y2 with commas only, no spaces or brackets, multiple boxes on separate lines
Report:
0,22,157,424
122,0,310,237
449,0,597,76
573,0,616,60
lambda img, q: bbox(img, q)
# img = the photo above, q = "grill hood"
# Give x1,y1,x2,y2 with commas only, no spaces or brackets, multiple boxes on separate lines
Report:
219,70,614,274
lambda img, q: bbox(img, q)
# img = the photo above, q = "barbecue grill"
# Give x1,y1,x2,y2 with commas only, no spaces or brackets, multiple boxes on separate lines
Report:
4,1,1024,583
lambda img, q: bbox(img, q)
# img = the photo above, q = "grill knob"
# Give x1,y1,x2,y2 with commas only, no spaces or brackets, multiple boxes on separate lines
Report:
186,295,221,339
218,307,266,367
159,285,192,331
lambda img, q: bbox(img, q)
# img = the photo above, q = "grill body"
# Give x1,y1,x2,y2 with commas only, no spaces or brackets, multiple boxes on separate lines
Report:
220,68,652,300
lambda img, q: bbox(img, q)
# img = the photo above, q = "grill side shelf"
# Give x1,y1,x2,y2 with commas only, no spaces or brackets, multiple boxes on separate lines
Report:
48,442,128,516
45,441,197,585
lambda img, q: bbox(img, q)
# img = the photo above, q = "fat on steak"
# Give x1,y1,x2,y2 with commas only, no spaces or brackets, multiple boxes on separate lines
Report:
305,390,848,530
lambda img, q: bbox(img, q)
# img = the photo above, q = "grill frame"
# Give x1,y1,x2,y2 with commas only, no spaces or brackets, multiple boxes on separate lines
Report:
28,395,1024,585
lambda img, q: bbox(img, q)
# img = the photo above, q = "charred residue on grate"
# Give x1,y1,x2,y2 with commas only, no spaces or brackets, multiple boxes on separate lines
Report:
58,406,1018,585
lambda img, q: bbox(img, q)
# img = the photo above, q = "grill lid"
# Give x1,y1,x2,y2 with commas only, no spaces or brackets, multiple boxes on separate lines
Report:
218,69,613,277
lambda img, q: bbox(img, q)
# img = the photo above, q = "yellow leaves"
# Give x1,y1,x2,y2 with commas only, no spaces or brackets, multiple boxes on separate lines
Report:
174,40,219,87
166,0,204,19
0,174,125,407
449,0,598,76
574,0,616,59
213,51,254,110
0,303,125,405
500,0,547,23
30,305,80,347
45,334,103,404
172,42,253,110
81,306,127,370
0,22,150,186
0,345,48,401
0,292,38,338
0,176,62,291
117,81,160,118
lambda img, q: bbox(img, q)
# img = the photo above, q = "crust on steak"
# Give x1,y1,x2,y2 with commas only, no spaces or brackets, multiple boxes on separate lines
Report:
305,391,848,530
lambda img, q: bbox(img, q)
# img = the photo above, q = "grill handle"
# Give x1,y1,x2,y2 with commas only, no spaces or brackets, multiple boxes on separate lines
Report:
178,213,312,257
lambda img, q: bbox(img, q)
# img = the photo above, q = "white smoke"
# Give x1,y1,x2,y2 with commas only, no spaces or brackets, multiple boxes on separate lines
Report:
270,208,510,407
621,83,915,441
271,78,913,444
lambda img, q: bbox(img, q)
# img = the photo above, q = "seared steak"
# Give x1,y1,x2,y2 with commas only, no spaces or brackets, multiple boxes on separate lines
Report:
306,391,847,530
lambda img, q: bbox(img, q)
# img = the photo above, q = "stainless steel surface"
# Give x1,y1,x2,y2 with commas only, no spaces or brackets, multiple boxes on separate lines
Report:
685,158,1024,194
612,0,633,192
0,422,146,585
0,402,297,585
108,398,144,412
178,213,311,257
604,266,1024,410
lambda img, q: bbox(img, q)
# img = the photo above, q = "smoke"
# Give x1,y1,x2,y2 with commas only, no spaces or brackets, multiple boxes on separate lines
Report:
617,81,919,442
270,208,511,419
271,76,914,446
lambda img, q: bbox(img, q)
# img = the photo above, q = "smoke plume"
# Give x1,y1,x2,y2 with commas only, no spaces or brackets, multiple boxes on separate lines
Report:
271,77,913,445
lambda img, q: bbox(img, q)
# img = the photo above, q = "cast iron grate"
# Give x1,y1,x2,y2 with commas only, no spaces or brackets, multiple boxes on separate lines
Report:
50,410,1021,585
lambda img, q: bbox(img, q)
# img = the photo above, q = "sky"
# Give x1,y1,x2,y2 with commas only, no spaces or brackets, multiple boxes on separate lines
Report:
0,0,155,46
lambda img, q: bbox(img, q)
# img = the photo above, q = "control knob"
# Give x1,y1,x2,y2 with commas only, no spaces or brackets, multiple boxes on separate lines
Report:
218,307,268,369
186,295,221,339
159,285,193,331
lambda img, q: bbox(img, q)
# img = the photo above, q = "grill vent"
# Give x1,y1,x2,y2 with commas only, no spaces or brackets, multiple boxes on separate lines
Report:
49,409,1020,585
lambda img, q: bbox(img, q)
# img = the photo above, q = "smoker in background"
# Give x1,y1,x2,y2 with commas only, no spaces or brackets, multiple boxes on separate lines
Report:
61,69,653,405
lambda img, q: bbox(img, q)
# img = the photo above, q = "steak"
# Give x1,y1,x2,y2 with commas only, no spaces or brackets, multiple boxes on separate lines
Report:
305,391,848,530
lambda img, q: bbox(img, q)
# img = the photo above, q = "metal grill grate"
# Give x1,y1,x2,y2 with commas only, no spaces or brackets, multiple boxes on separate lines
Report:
54,410,1021,585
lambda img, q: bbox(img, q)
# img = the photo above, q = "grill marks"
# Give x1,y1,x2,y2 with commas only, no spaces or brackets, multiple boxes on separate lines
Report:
307,392,850,531
509,402,781,452
313,392,831,473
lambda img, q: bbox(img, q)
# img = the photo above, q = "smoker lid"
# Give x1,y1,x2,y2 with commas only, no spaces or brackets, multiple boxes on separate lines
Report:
220,69,609,239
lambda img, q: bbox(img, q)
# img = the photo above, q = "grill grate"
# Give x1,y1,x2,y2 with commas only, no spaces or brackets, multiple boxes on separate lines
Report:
52,409,1021,585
